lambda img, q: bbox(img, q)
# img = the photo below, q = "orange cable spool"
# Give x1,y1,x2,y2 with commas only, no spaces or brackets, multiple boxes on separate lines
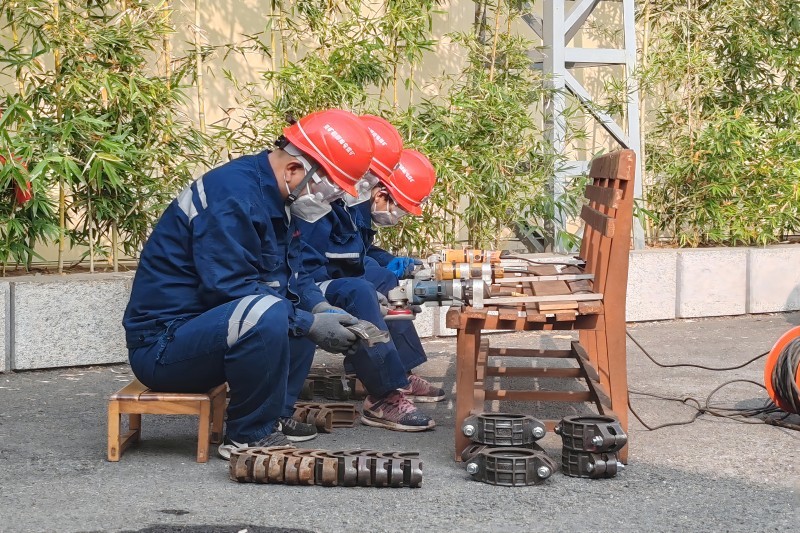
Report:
764,326,800,414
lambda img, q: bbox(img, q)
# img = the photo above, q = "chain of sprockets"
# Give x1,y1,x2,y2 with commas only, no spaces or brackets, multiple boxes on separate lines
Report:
229,447,423,488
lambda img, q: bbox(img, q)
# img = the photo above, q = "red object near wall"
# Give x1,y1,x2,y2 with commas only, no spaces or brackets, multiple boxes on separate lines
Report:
0,153,33,205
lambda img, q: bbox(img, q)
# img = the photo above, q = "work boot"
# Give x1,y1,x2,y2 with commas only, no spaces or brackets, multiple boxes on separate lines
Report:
400,374,446,403
217,429,293,460
278,416,318,442
361,390,435,432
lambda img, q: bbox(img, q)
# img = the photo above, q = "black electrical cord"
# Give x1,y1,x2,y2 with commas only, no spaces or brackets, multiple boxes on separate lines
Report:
499,252,580,267
771,337,800,414
629,380,782,431
625,329,797,432
627,330,768,371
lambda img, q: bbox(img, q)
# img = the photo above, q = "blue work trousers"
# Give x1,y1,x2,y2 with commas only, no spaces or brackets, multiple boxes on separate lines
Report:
127,295,315,443
319,278,409,397
363,258,427,372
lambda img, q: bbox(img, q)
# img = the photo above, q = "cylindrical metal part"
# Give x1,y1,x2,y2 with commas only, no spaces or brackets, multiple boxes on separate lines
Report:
463,413,547,446
557,415,628,453
561,449,623,479
469,448,557,486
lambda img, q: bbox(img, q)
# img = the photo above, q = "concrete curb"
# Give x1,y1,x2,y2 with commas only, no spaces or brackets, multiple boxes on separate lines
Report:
1,245,799,370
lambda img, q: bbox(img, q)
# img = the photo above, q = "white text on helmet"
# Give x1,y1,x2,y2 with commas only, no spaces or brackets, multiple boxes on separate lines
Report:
369,128,388,147
323,124,356,156
398,162,416,183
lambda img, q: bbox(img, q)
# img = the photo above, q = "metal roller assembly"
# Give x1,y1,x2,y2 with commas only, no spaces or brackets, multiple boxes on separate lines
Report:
561,449,624,479
462,413,547,446
465,448,557,486
555,415,627,453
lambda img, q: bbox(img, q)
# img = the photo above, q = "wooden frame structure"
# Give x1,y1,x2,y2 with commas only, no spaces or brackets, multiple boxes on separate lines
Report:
448,149,635,462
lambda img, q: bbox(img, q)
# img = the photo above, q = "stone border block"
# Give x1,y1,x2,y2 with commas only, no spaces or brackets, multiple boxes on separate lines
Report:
1,281,9,373
747,246,800,313
12,273,133,370
412,304,435,338
435,306,457,337
677,248,748,318
626,249,677,322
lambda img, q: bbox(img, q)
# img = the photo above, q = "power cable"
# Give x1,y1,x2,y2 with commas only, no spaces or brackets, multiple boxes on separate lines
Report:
626,330,768,371
626,330,796,432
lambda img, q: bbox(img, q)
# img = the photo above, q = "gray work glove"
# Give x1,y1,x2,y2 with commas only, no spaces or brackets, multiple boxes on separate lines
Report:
308,311,359,354
376,291,389,316
312,301,348,315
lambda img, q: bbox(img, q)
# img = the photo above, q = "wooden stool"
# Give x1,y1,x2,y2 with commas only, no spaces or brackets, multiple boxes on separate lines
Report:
107,379,227,463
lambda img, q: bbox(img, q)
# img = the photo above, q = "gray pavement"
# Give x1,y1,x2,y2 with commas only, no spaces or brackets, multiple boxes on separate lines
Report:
1,312,799,533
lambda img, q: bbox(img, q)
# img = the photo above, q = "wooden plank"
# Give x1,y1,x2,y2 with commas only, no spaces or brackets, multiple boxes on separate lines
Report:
488,347,573,358
577,301,603,315
580,204,615,237
588,149,635,181
529,279,579,311
486,367,582,378
485,293,603,305
110,379,149,401
445,307,462,329
532,280,570,296
585,184,622,208
454,320,482,461
485,390,593,402
139,391,211,402
116,399,203,416
494,274,594,284
538,301,579,312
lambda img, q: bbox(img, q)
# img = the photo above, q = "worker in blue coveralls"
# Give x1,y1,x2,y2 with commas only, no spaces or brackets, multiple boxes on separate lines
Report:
351,144,443,403
296,116,441,432
122,109,377,459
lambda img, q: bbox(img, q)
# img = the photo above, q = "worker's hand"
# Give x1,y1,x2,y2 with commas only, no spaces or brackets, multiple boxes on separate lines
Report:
410,305,423,315
376,291,389,316
307,312,359,354
312,301,348,315
386,257,423,279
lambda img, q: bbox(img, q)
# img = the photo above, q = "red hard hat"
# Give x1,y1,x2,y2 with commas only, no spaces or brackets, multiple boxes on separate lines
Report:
283,109,374,196
359,114,403,181
383,149,436,216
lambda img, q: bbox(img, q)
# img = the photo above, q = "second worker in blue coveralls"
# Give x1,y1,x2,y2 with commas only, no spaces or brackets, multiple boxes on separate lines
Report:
296,116,441,432
122,109,378,459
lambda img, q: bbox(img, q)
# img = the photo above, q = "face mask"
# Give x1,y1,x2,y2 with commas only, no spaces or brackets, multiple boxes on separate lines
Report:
345,172,380,207
284,173,339,223
371,195,408,227
290,193,333,223
283,144,346,223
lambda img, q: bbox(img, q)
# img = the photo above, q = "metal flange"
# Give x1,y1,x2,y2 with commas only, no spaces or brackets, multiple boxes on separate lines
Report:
554,415,627,453
462,413,547,446
561,449,624,479
465,448,557,486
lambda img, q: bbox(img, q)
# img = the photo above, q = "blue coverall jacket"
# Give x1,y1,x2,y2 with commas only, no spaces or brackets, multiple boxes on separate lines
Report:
122,151,325,443
297,200,426,383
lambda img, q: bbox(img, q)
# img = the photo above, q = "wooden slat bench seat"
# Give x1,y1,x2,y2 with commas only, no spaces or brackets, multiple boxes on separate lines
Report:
449,149,635,462
107,379,227,463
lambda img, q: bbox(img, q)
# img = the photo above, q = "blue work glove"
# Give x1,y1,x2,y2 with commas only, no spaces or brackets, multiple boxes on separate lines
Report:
386,257,423,279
